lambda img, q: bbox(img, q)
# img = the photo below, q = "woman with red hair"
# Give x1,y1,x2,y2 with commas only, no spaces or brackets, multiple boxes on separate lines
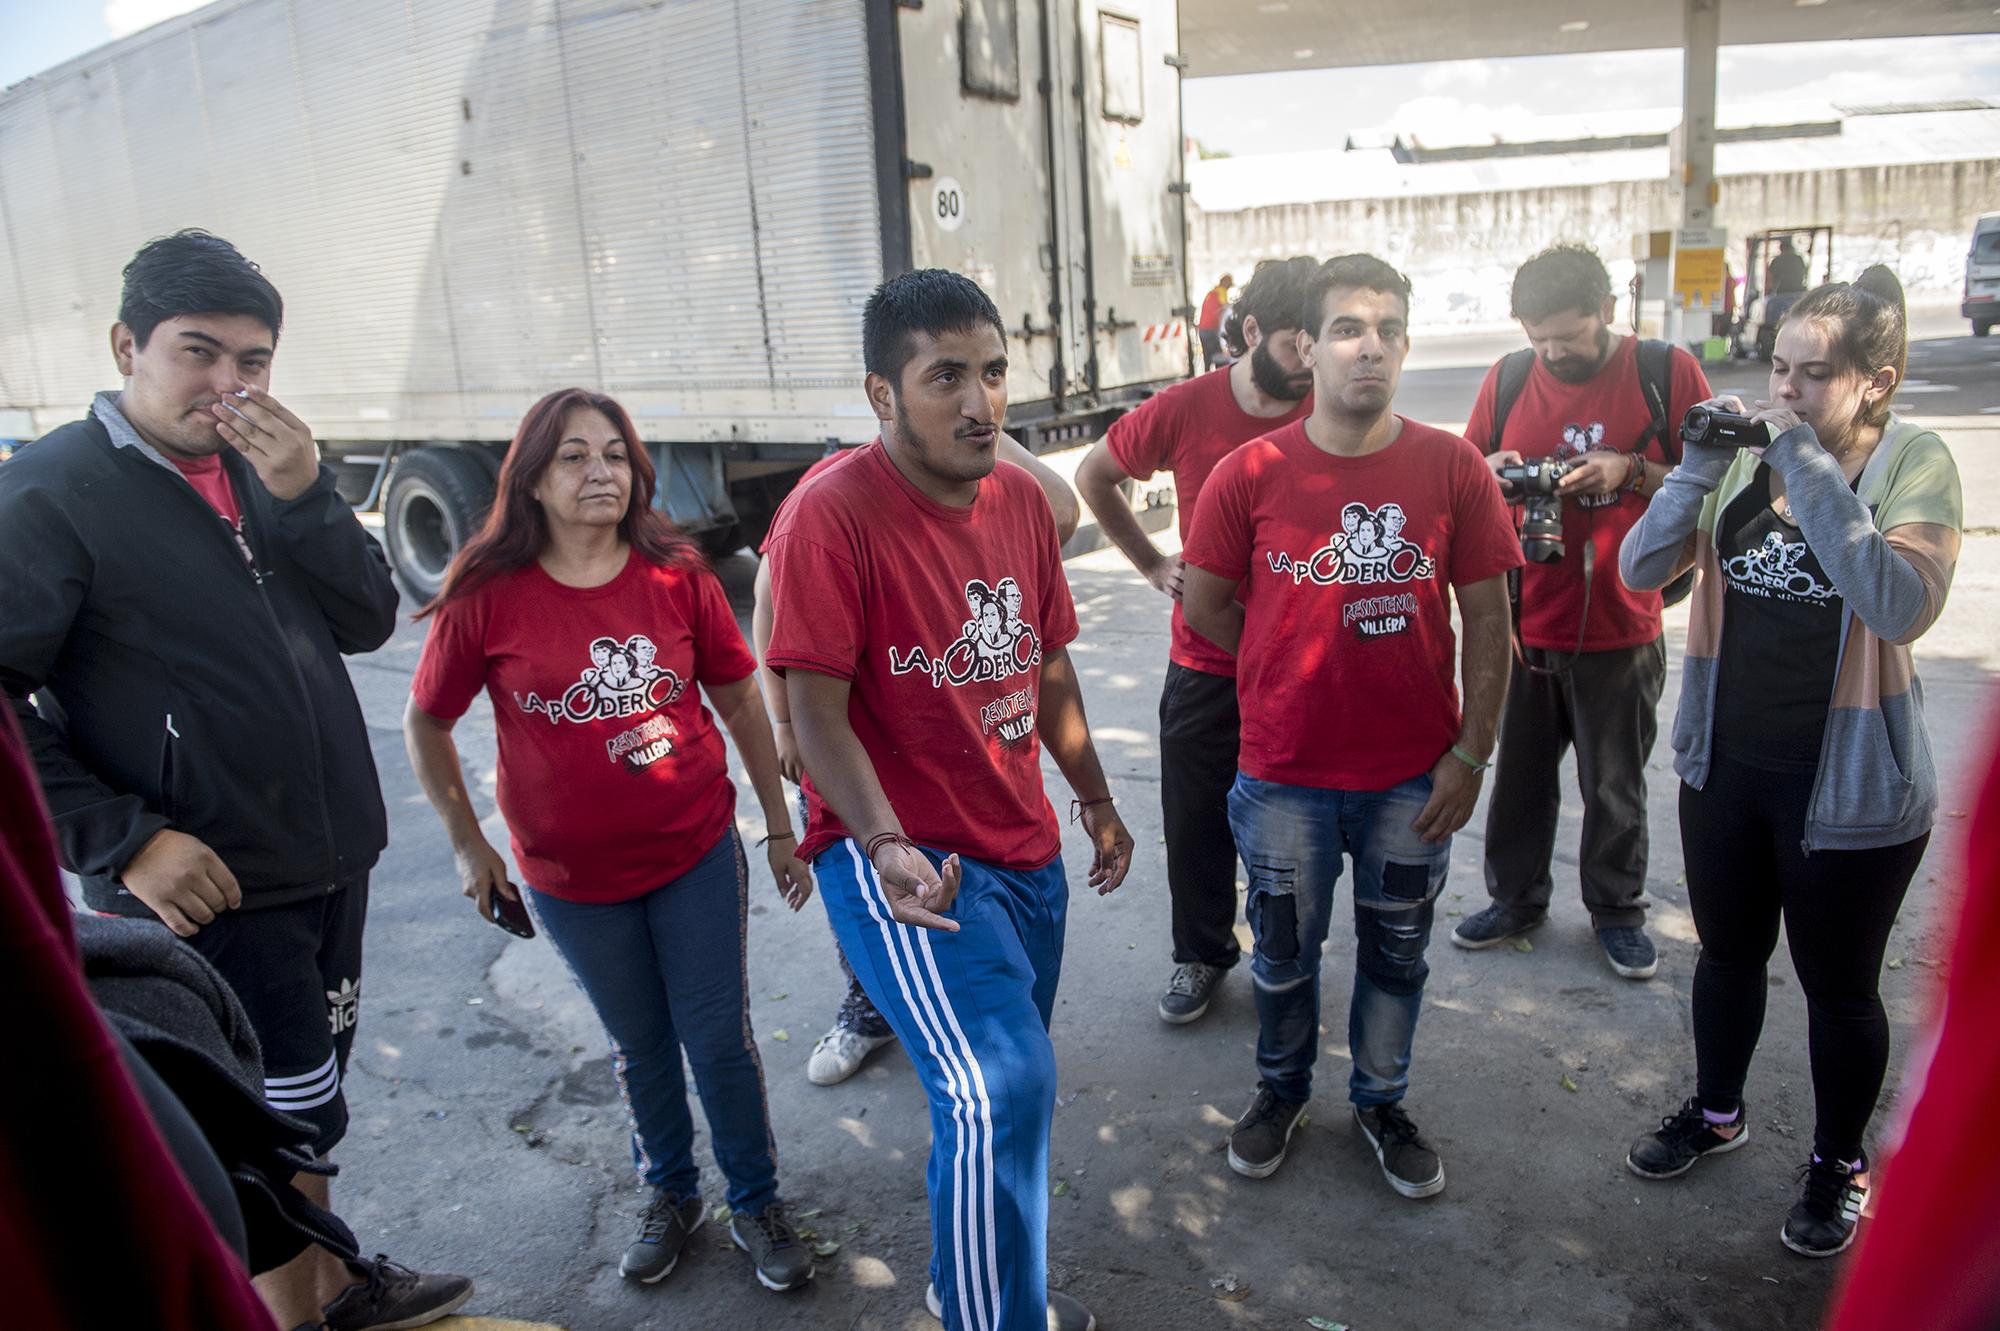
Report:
403,389,815,1294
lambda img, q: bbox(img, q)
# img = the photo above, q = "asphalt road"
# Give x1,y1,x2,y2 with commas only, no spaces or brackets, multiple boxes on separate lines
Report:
323,322,1996,1331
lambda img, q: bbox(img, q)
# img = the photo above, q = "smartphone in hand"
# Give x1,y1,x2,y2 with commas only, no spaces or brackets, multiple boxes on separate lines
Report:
486,884,536,939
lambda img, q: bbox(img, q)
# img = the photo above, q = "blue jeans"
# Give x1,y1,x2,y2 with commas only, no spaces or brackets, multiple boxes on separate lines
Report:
1228,772,1451,1107
528,830,779,1213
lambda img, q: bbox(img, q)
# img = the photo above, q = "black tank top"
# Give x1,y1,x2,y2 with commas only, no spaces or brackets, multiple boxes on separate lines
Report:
1712,464,1847,772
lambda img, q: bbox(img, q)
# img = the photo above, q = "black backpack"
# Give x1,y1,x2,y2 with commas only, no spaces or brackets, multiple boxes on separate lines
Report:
1485,339,1695,609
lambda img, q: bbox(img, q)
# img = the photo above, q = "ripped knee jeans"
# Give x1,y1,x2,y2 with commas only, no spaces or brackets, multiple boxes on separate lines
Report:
1226,772,1450,1107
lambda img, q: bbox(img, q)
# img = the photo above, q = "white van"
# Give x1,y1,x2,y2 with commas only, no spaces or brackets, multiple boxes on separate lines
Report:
1966,212,2000,337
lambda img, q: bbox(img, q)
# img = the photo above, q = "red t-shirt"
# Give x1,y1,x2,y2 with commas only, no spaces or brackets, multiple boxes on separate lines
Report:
764,441,1079,869
1198,288,1225,331
1183,417,1523,791
410,550,757,903
1465,337,1712,651
165,451,243,526
1105,367,1310,678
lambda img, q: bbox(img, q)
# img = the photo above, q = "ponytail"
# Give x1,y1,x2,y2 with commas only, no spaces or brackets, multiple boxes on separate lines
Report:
1784,265,1908,429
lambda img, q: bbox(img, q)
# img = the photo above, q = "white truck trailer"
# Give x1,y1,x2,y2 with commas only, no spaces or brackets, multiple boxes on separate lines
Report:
0,0,1193,595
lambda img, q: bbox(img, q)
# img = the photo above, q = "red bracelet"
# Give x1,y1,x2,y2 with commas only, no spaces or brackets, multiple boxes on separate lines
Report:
1069,796,1115,824
865,831,914,860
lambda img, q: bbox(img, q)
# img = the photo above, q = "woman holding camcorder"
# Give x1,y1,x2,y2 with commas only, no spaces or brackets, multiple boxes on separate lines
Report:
1615,266,1962,1258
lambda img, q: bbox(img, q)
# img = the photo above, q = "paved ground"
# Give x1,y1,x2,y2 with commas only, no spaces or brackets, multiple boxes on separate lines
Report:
329,324,1998,1331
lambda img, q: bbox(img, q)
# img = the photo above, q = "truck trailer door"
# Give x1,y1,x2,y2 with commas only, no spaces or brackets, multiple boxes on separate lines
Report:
894,0,1077,412
1062,1,1189,395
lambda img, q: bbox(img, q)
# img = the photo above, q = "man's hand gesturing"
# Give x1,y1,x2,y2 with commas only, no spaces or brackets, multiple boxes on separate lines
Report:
871,840,962,932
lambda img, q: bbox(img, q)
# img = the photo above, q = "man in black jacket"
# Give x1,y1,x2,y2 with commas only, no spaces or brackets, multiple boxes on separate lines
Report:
0,231,468,1331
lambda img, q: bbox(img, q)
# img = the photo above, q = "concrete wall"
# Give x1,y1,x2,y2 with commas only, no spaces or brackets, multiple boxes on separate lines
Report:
1191,159,2000,328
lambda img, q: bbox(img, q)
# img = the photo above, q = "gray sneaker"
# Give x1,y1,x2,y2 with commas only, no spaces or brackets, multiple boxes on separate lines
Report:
619,1188,705,1284
321,1255,474,1330
926,1281,1097,1330
1226,1081,1309,1179
1450,903,1547,950
729,1202,815,1291
1353,1102,1445,1199
1599,926,1659,980
1158,961,1226,1024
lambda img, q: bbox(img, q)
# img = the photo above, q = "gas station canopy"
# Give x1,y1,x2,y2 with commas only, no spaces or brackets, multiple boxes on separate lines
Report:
1180,0,2000,77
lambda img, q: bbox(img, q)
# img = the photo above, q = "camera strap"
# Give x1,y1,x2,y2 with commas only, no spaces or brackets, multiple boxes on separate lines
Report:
1511,539,1595,678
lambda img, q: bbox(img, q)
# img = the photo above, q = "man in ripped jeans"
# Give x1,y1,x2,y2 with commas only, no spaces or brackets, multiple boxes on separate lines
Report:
1181,255,1519,1198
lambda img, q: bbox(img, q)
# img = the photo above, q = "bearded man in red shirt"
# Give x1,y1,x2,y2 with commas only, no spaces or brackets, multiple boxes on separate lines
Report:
1451,244,1712,980
1075,256,1318,1028
1183,254,1519,1199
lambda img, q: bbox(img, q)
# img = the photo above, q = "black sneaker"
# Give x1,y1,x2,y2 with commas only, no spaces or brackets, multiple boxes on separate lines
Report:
1626,1096,1751,1179
321,1255,473,1331
925,1281,1097,1330
1450,904,1547,950
729,1202,815,1291
1781,1155,1869,1258
619,1187,705,1283
1352,1103,1445,1199
1226,1082,1309,1179
1158,962,1226,1025
1599,925,1659,979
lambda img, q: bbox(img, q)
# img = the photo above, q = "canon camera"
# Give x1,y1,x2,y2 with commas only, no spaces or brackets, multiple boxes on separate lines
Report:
1495,457,1572,564
1680,405,1769,449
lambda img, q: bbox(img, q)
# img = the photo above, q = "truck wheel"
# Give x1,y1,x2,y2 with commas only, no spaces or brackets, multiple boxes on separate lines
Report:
384,448,496,602
1976,320,1993,338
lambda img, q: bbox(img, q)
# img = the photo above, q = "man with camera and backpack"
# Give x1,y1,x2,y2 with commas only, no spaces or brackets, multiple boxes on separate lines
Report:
1451,244,1713,981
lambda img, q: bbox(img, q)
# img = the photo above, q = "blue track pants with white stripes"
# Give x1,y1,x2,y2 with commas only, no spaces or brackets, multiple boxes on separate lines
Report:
815,838,1067,1331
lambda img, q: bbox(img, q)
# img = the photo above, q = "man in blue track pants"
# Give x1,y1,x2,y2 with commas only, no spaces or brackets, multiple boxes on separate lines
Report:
765,269,1133,1331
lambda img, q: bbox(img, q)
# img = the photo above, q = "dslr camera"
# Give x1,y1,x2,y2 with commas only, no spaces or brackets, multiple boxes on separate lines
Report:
1681,405,1768,449
1495,457,1572,564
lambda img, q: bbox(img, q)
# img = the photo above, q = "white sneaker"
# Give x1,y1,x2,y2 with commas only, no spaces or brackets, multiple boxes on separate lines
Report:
806,1025,895,1086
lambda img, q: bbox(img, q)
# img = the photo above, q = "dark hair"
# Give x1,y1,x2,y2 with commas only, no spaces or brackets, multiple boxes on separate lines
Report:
1509,243,1611,323
1235,255,1320,338
119,229,284,348
1784,265,1908,429
862,269,1007,384
417,388,699,617
1220,303,1247,357
1298,254,1412,335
